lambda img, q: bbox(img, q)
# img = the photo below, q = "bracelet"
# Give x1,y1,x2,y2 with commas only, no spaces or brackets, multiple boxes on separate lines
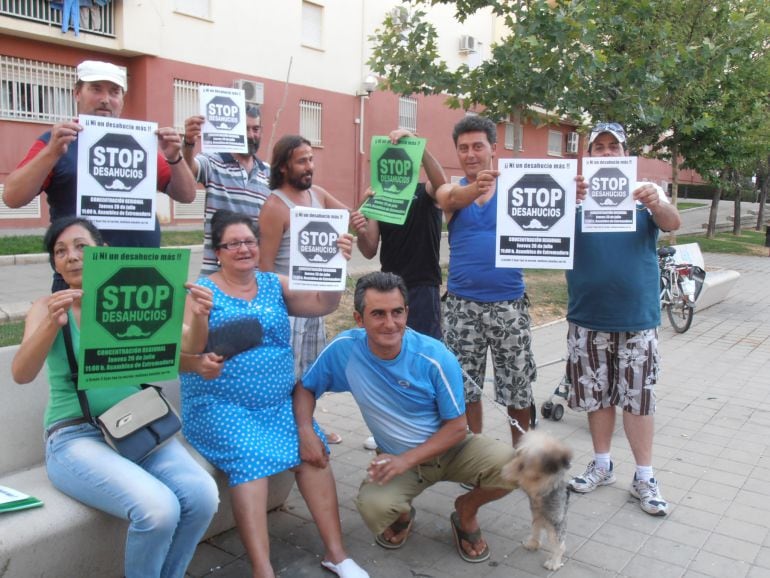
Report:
183,139,196,147
166,154,183,165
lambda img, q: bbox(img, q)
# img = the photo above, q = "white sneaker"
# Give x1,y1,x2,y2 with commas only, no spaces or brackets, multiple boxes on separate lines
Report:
630,475,669,516
363,436,377,450
568,460,616,493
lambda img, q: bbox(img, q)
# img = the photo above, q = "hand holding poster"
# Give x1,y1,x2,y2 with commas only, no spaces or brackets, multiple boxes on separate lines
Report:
78,247,190,388
76,115,158,231
288,208,349,291
199,86,247,154
581,156,638,232
360,135,426,225
496,158,577,269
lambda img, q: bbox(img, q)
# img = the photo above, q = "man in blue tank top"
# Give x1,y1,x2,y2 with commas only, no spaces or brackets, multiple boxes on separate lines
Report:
436,116,536,447
565,122,681,517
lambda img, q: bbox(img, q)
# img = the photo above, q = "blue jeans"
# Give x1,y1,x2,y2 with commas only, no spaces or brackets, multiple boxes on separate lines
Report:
46,422,219,578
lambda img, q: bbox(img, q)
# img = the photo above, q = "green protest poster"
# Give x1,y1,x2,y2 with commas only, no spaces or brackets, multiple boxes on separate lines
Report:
77,246,190,389
360,135,426,225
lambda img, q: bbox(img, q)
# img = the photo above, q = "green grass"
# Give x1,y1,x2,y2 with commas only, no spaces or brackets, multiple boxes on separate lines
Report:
662,229,766,256
1,235,47,255
0,321,24,347
160,229,204,246
0,230,204,256
676,201,706,211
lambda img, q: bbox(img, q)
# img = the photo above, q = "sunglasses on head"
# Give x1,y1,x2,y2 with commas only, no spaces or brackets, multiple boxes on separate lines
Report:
590,122,626,138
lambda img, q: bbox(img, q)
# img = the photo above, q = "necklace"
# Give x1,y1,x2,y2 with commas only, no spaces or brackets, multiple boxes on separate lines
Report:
218,271,257,297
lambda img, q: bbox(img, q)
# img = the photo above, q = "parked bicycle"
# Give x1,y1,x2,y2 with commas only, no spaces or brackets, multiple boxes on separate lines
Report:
658,246,705,333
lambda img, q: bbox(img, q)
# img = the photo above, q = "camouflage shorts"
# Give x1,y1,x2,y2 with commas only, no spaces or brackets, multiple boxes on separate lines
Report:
443,294,536,409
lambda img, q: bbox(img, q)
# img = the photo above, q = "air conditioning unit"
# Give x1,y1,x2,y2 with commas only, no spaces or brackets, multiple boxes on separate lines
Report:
233,79,264,105
566,132,579,154
459,35,477,53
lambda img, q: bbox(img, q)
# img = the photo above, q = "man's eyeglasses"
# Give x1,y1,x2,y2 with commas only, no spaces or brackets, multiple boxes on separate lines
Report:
218,239,257,251
590,122,626,138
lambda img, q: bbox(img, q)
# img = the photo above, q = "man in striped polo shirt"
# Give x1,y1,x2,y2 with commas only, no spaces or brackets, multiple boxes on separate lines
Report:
183,105,270,276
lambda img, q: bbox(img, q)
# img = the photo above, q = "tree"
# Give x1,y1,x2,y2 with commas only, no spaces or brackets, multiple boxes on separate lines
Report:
369,0,770,227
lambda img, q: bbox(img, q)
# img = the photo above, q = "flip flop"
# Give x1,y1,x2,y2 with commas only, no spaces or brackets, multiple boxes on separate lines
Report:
450,511,490,563
375,506,416,549
326,431,343,444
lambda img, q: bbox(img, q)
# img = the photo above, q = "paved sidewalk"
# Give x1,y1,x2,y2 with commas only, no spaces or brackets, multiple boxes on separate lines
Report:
185,253,770,577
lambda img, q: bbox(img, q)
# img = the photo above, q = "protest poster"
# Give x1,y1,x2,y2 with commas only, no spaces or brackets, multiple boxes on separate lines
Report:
78,247,190,389
76,115,158,231
360,135,426,225
288,208,348,291
581,156,638,232
495,158,577,269
199,86,247,154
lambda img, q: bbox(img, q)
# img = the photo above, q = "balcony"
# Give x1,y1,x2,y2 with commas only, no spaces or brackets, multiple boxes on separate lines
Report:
0,0,115,38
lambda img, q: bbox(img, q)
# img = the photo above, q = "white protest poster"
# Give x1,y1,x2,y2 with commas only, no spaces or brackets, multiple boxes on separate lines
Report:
582,156,637,232
671,242,705,270
288,208,349,291
76,115,158,231
199,86,247,154
496,158,577,269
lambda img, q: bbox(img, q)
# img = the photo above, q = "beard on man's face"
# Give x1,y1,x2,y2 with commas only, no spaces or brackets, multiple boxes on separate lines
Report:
247,137,261,156
287,171,312,191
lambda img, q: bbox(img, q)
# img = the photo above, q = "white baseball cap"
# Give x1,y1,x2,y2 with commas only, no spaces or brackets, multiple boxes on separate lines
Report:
77,60,127,92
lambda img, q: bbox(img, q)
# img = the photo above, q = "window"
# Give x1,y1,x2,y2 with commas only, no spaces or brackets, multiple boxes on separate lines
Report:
174,0,211,20
547,130,563,156
398,96,417,132
504,122,524,151
0,56,76,123
302,1,323,49
300,100,323,146
173,78,209,134
0,185,41,218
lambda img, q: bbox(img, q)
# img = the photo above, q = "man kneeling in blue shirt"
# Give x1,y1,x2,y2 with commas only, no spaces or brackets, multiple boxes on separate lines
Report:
293,271,517,564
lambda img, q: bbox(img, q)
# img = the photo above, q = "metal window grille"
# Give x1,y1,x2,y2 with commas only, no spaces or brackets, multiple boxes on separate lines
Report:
173,79,208,134
0,185,41,218
398,96,417,132
174,189,206,219
547,130,563,156
0,0,115,36
300,100,323,146
0,56,76,123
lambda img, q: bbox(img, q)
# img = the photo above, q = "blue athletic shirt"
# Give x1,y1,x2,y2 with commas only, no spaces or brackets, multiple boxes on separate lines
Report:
447,179,524,302
566,200,661,332
301,328,465,456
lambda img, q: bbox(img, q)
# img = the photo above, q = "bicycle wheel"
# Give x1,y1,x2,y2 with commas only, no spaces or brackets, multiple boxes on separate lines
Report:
666,278,694,333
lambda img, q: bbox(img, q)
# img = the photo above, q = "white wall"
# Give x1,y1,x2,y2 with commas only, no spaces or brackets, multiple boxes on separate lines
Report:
117,0,496,94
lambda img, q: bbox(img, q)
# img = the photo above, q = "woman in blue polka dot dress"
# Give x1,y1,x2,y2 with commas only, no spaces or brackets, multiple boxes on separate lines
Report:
181,210,369,578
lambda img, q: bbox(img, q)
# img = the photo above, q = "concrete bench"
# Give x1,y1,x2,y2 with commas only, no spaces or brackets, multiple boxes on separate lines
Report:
695,269,740,312
0,345,294,577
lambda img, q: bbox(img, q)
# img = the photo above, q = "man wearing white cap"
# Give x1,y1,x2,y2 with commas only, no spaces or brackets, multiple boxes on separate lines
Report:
3,60,196,255
565,122,680,516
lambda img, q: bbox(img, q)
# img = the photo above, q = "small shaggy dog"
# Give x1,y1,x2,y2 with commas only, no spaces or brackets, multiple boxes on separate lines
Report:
501,431,572,571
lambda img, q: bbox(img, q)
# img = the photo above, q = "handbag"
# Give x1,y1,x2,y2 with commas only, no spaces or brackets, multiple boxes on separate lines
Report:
61,322,181,462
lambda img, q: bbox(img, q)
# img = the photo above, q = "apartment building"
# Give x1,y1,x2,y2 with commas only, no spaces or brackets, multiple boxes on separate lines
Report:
0,1,693,231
